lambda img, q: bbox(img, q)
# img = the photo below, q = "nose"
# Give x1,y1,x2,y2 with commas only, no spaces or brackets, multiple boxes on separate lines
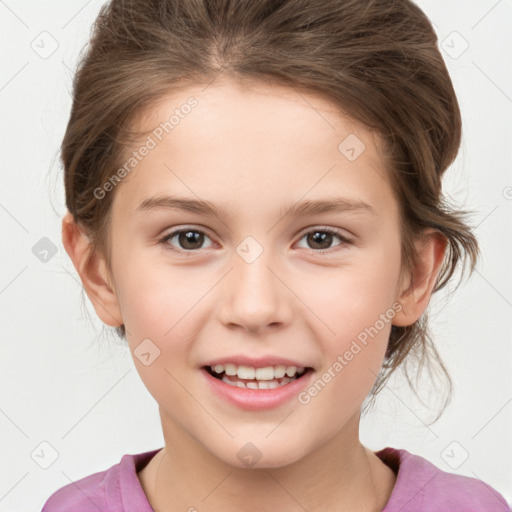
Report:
218,245,293,333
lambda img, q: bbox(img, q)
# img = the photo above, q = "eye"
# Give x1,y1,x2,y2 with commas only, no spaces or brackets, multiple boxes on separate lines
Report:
296,228,352,252
159,228,214,253
159,226,352,255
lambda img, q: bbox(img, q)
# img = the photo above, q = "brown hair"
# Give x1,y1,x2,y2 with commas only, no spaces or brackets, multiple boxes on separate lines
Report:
61,0,479,418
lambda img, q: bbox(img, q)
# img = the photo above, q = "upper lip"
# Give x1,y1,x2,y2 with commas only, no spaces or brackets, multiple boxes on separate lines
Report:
202,355,312,369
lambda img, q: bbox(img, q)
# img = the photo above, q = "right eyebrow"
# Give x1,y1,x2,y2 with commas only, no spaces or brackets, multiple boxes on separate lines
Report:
135,195,231,220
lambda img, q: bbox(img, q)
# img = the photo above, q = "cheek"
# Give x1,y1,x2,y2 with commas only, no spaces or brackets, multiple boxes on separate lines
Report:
116,269,198,409
299,247,401,387
112,250,211,359
298,280,397,423
304,253,401,341
111,258,193,401
114,249,193,335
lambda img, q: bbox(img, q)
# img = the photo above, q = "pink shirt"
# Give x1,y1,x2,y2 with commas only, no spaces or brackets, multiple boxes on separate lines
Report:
41,447,510,511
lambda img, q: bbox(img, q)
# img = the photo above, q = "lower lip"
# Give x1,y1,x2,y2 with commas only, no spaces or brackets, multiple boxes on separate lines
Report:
201,368,314,411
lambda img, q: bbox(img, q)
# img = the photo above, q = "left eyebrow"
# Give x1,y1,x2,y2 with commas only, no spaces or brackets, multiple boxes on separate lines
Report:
279,198,376,218
134,195,376,219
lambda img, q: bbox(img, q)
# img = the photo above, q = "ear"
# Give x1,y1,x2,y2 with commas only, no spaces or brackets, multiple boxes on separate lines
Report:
61,211,123,328
392,228,447,327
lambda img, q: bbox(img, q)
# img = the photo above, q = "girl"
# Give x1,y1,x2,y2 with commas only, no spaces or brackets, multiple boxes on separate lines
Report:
42,0,509,510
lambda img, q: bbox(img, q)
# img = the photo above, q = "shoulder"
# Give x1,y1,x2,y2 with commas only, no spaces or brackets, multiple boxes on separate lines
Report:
41,468,108,512
41,449,161,511
377,447,510,512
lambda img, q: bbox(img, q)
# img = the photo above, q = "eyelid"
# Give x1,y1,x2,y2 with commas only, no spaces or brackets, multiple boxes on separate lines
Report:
296,225,353,241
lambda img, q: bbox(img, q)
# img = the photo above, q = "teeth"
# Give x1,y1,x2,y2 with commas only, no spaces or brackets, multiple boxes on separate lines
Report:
285,366,297,377
224,363,237,376
221,374,294,389
255,366,274,380
273,365,286,378
210,363,306,380
237,365,255,380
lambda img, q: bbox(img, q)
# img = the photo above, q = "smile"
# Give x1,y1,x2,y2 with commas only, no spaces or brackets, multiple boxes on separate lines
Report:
206,363,309,389
202,361,314,410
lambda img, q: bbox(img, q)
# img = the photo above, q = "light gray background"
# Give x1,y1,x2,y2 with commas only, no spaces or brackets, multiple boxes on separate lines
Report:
1,0,511,510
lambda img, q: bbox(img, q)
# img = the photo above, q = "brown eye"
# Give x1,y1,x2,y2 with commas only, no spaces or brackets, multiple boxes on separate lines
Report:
178,230,204,250
297,228,351,252
160,229,213,252
307,231,334,250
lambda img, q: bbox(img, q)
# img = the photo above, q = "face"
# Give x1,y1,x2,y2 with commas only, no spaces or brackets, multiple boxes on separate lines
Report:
106,78,404,468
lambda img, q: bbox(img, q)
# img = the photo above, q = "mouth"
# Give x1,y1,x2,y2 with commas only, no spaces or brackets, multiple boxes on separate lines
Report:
203,363,314,390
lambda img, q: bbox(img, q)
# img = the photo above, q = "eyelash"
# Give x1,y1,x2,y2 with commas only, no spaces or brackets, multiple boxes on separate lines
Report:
158,227,353,255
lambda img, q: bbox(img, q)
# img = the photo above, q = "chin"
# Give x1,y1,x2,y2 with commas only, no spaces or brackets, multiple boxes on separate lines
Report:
209,436,312,470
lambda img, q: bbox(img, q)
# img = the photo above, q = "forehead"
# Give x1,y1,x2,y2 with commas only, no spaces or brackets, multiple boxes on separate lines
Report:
112,78,397,222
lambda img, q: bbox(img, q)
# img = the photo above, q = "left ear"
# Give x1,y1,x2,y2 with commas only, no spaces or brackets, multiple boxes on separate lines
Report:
392,228,447,327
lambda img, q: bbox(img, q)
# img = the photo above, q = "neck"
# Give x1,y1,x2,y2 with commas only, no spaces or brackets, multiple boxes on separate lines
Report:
140,409,396,512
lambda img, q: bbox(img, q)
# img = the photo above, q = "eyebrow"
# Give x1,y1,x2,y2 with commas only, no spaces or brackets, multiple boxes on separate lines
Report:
135,195,376,219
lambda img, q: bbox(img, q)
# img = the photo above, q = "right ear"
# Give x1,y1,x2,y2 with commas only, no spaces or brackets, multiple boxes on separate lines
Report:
61,211,123,328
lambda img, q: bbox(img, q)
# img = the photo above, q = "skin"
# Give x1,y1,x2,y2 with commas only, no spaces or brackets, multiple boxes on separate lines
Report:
62,77,446,511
